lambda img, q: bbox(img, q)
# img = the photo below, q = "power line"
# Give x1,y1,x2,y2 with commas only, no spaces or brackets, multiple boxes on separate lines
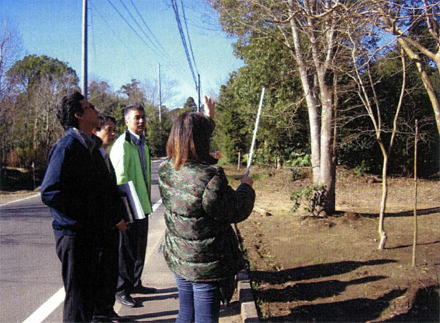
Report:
106,0,157,54
103,0,192,88
90,0,125,46
89,0,199,94
127,0,191,84
118,0,161,56
180,0,198,75
171,0,197,87
90,2,97,67
129,0,169,59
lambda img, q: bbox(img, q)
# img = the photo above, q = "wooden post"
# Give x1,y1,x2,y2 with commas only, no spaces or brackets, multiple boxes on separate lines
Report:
412,119,418,267
237,152,241,170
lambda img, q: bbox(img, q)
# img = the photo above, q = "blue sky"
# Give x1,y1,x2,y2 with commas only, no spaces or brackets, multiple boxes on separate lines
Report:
1,0,245,108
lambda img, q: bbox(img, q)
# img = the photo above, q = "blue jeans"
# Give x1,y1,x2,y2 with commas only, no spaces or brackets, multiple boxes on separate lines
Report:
174,274,221,323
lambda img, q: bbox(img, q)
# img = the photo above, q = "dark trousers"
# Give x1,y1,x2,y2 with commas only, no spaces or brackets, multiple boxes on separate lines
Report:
117,218,148,294
56,233,97,323
93,229,119,316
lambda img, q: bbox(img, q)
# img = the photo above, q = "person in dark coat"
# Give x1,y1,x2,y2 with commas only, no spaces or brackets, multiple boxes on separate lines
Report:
91,113,127,322
41,92,126,323
158,96,255,323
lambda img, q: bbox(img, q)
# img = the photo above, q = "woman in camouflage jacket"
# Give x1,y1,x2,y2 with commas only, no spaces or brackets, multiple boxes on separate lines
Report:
158,97,255,323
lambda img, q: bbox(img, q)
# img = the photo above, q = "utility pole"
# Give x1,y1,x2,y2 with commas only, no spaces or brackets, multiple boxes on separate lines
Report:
82,0,88,99
197,74,201,112
158,63,162,123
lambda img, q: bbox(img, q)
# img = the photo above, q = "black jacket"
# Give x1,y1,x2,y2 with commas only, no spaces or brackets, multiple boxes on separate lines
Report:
41,128,123,236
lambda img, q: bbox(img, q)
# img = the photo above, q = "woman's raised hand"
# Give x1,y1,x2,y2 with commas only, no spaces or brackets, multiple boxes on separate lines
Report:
204,95,215,119
241,174,253,187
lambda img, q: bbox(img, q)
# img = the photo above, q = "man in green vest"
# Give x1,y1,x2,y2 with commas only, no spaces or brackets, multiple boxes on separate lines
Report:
110,104,157,308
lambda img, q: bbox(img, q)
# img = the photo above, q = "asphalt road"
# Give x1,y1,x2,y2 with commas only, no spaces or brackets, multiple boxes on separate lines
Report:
0,158,169,323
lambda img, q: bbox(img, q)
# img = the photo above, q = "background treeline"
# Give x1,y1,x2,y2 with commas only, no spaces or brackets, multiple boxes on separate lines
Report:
0,53,196,188
214,32,439,177
1,0,439,192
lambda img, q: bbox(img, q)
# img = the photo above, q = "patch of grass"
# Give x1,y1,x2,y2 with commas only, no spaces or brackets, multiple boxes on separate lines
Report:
257,300,269,319
250,173,269,182
353,160,369,177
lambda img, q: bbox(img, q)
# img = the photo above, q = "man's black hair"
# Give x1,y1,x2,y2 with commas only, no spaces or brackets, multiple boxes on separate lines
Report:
124,103,144,120
56,91,85,130
96,113,116,131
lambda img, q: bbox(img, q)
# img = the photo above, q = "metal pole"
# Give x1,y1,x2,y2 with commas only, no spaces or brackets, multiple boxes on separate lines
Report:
197,74,201,113
158,63,162,123
82,0,88,99
246,87,265,175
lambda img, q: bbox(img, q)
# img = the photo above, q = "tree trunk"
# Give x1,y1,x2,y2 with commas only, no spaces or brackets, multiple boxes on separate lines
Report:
378,142,388,250
318,81,335,215
289,15,321,184
33,116,38,150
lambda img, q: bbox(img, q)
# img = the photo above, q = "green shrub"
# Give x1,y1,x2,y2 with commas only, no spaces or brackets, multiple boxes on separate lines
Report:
290,184,327,216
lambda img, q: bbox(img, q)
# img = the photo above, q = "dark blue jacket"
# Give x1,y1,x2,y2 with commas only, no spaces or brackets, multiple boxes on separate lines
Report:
41,128,123,236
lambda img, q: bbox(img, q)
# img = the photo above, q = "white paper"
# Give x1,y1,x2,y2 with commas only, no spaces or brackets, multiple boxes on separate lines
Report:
118,181,146,220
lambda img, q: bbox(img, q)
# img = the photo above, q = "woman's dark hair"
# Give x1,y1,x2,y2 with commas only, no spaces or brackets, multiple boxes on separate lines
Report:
56,91,85,130
166,112,213,170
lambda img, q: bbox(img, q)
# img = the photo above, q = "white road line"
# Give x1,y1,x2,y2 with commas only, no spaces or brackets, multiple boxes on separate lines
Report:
22,198,163,323
151,198,162,212
0,193,40,207
22,288,65,323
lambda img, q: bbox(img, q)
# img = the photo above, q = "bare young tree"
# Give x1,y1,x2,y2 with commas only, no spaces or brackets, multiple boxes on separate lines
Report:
346,30,407,248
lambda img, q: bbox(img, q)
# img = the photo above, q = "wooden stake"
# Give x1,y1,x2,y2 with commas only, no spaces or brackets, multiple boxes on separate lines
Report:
412,119,418,267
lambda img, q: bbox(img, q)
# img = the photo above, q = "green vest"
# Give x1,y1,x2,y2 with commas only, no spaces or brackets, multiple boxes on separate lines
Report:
110,131,152,214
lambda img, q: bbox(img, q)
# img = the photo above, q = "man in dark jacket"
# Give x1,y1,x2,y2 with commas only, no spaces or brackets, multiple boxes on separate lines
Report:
41,91,126,323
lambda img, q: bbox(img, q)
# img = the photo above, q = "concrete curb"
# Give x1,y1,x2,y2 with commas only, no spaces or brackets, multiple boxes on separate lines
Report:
237,270,260,322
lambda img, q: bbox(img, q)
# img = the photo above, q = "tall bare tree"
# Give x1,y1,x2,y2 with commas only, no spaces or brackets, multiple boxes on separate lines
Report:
0,18,22,102
0,18,22,167
209,0,370,215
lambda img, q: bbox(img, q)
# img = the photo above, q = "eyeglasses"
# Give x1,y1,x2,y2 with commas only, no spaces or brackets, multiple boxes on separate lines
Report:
103,127,116,133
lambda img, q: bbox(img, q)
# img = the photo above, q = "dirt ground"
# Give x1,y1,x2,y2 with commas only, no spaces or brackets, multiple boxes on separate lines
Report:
226,166,439,322
2,166,439,322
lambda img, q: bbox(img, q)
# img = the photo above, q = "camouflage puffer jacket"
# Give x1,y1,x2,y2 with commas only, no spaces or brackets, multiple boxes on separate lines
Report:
158,158,255,282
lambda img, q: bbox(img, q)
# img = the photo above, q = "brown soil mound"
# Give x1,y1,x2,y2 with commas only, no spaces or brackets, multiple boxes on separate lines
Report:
228,166,439,322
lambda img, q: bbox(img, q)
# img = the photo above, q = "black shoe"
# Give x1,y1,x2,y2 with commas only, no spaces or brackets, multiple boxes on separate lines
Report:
131,285,157,294
104,309,121,321
116,292,137,307
91,316,113,323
